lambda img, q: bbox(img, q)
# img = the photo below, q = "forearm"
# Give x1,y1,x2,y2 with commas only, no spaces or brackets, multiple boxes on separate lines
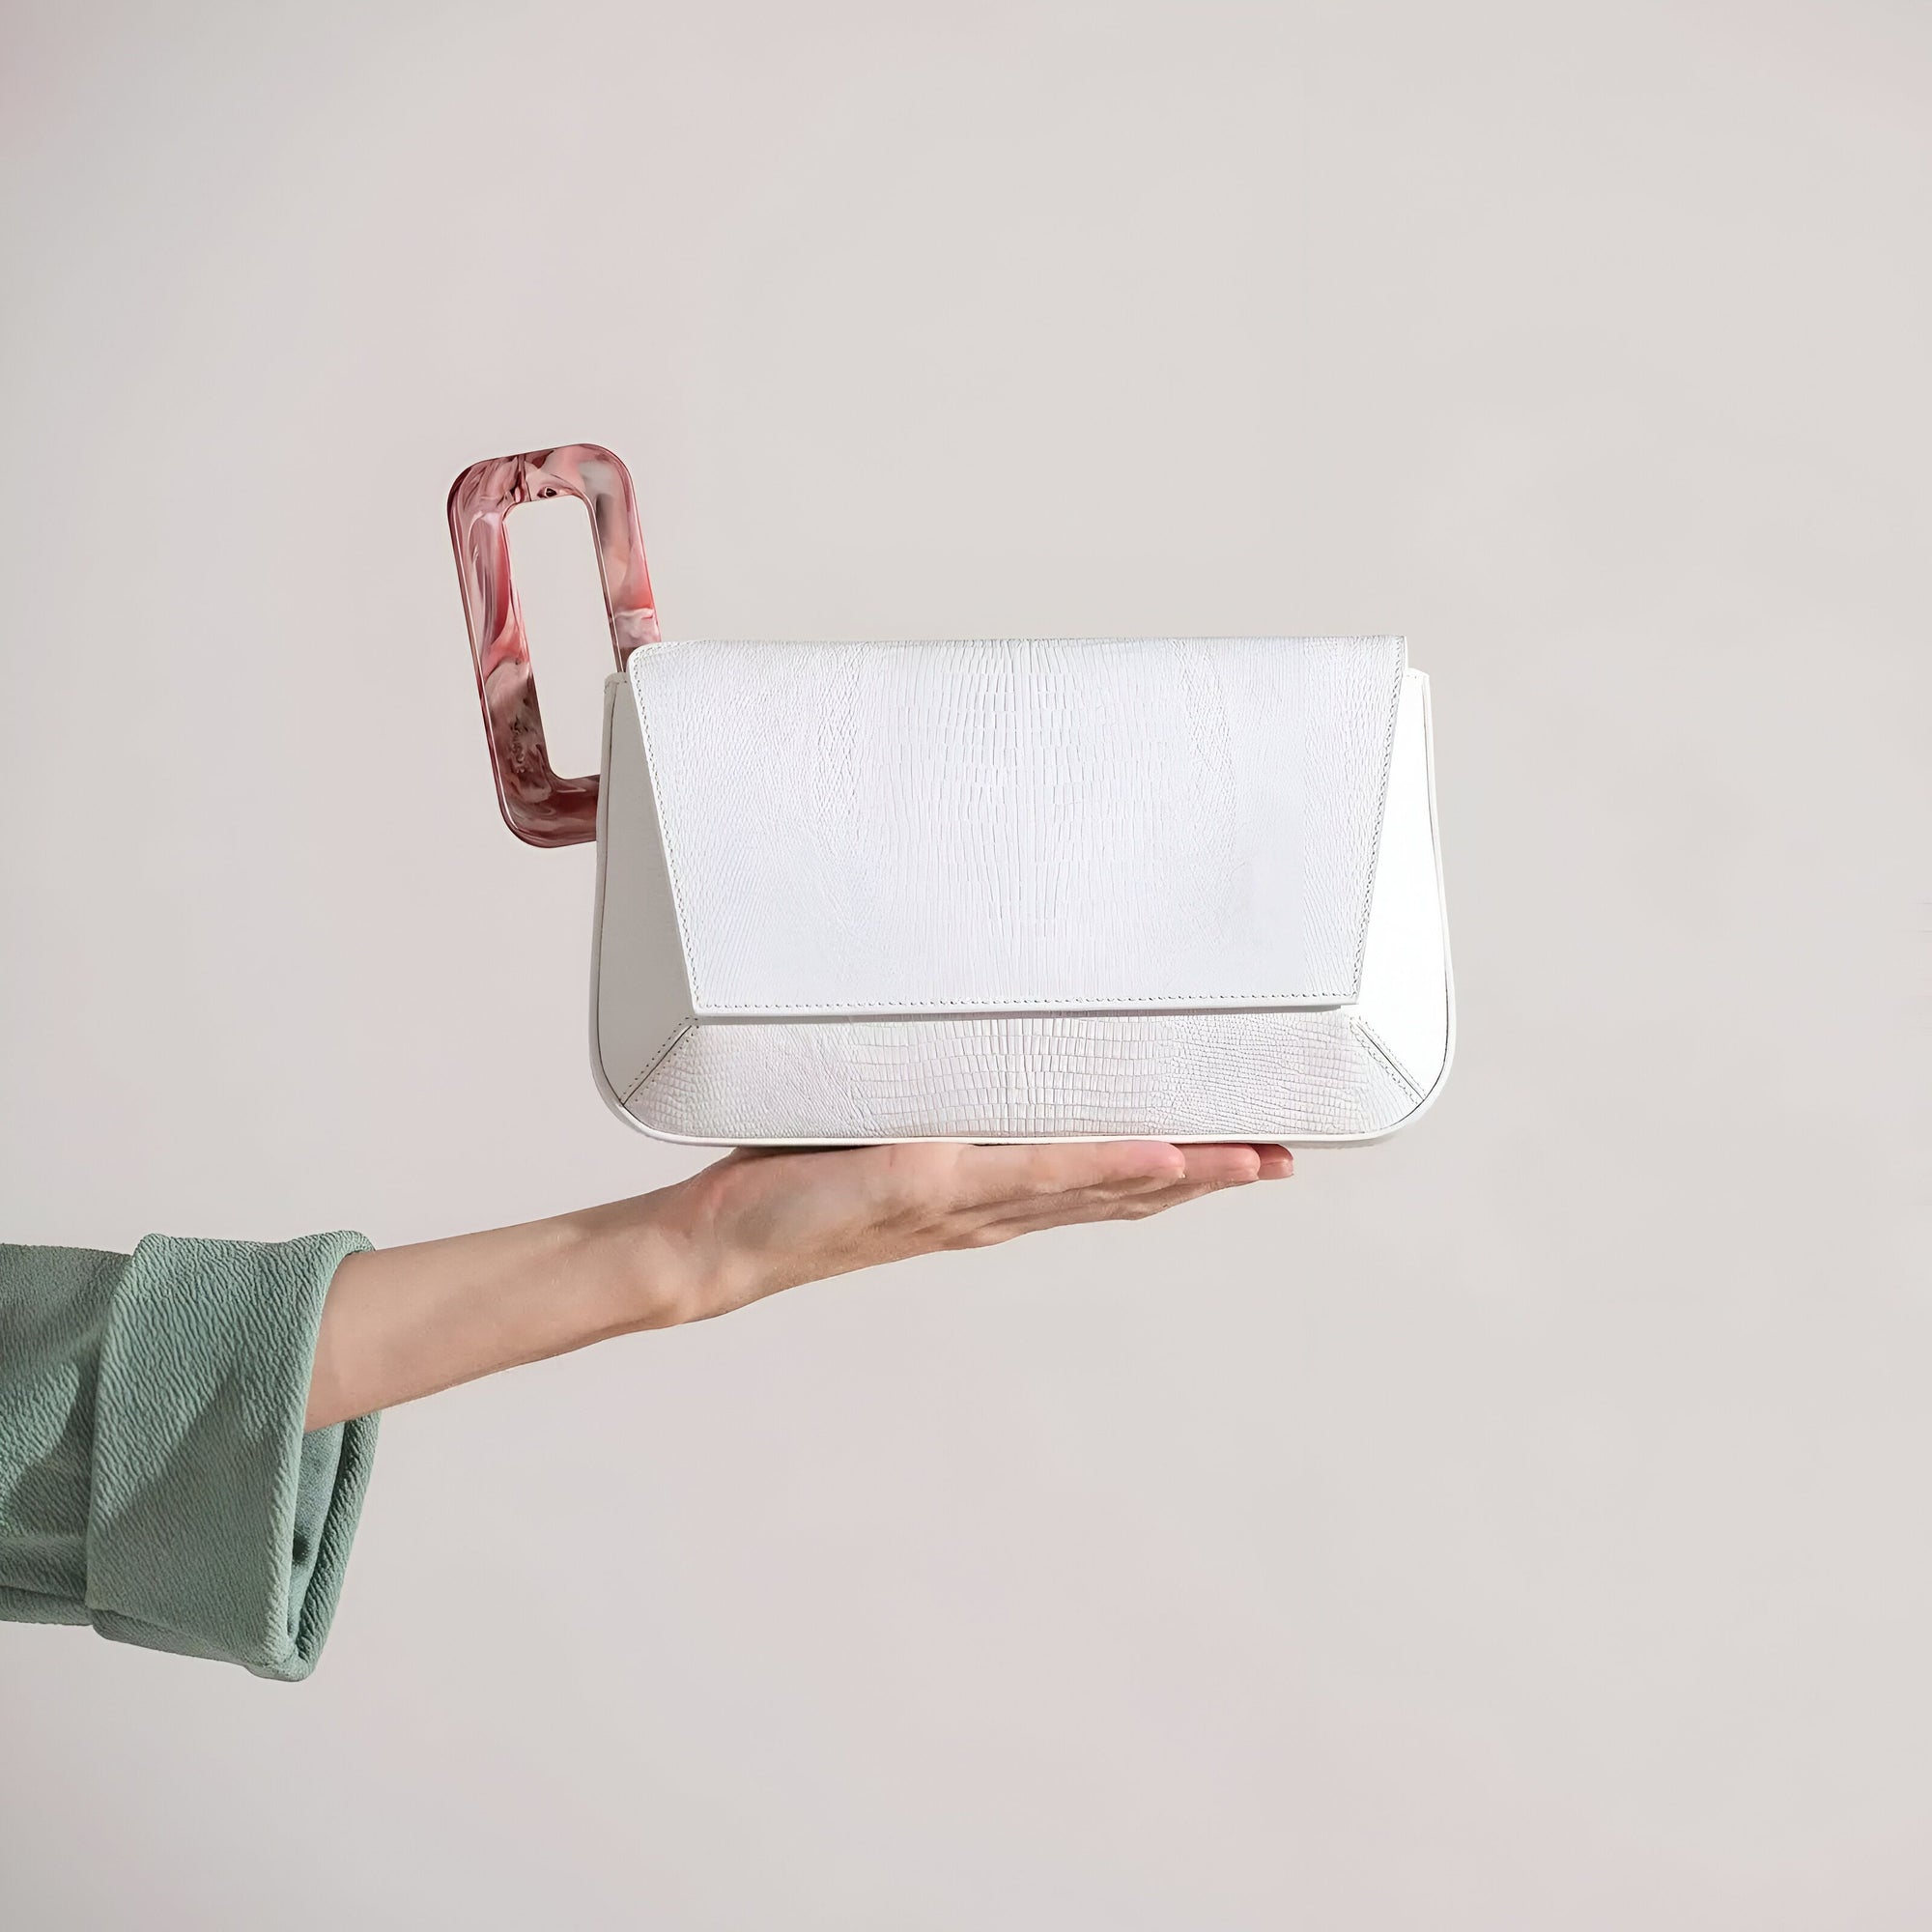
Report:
302,1195,688,1432
303,1139,1282,1431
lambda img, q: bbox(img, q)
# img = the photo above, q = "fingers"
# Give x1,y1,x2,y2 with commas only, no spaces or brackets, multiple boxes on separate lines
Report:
1167,1144,1261,1186
959,1178,1234,1246
942,1140,1189,1206
951,1144,1295,1246
944,1141,1295,1199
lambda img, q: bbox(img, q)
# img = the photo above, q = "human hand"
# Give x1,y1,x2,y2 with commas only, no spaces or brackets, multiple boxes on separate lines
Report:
636,1139,1294,1326
307,1140,1291,1430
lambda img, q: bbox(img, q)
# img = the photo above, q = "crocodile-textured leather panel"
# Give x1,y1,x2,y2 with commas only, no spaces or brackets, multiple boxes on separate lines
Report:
628,637,1406,1014
626,1010,1421,1143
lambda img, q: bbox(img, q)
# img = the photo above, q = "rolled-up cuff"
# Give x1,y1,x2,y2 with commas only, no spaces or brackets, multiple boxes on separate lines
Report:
86,1232,379,1681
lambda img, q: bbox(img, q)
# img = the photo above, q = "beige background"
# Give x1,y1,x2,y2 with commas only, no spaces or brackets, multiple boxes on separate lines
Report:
3,2,1928,1924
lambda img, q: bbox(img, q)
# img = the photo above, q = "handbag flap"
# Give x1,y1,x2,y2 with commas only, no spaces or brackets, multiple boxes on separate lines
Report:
627,636,1407,1016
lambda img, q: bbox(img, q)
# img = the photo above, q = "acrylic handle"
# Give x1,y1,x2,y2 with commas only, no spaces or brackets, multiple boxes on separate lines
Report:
446,443,661,848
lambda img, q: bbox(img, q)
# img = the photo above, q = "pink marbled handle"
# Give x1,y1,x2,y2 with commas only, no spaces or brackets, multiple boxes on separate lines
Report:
447,444,661,848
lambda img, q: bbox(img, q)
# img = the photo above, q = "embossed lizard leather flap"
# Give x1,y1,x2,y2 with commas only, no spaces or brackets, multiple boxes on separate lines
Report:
628,637,1408,1018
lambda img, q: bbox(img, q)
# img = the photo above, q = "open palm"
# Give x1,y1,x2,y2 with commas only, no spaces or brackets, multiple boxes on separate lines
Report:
656,1138,1293,1322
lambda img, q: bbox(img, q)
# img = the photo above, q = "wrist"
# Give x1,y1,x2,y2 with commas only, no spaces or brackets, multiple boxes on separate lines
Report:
562,1182,725,1334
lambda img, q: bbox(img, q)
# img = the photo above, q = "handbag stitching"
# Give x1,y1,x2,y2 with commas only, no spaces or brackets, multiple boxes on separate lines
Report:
686,994,1355,1010
625,1019,703,1117
1352,1018,1425,1102
629,642,1403,1010
618,1019,696,1107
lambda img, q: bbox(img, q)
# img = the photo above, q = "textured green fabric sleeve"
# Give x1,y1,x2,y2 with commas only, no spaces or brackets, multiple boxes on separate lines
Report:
0,1232,378,1681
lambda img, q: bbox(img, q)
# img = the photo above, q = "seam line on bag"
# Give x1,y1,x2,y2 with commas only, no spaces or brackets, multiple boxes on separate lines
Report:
687,993,1354,1010
1352,1019,1424,1102
620,1020,696,1106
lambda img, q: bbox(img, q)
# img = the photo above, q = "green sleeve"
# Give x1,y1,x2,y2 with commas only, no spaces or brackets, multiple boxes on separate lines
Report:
0,1232,379,1681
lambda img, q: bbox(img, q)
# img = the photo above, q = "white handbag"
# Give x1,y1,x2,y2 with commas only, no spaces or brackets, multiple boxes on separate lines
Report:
449,444,1453,1147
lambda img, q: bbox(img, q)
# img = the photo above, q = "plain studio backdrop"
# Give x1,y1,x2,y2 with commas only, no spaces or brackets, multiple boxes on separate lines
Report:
3,2,1928,1926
